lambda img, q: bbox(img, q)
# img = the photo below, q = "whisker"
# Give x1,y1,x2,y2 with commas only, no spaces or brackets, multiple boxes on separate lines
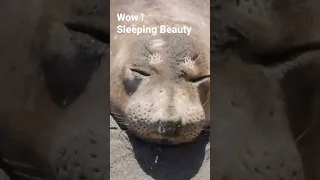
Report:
113,117,129,126
194,55,201,62
116,120,128,124
110,113,126,119
296,125,313,142
117,123,129,126
110,112,122,116
202,98,209,107
142,42,153,55
111,112,126,118
116,120,128,125
112,115,126,120
116,121,129,130
141,52,151,60
296,114,316,142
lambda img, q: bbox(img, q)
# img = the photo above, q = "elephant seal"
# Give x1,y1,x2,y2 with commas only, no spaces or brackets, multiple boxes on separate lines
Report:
110,0,210,145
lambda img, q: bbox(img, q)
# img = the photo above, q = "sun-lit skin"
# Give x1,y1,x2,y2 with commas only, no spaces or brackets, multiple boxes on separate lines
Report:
111,33,210,145
110,0,210,145
111,35,210,144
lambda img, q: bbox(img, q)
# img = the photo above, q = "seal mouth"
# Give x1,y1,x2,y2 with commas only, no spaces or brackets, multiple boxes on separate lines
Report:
124,118,206,145
144,138,177,146
136,135,184,146
133,131,200,145
123,119,208,145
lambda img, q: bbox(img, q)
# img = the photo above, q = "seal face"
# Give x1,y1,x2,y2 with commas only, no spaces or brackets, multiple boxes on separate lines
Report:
111,32,210,145
110,0,210,145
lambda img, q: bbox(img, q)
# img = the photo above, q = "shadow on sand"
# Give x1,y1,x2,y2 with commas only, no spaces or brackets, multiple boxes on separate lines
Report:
126,132,210,180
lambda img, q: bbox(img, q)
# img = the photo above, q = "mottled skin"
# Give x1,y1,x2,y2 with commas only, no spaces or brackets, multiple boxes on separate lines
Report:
212,0,320,179
1,0,320,179
110,0,210,144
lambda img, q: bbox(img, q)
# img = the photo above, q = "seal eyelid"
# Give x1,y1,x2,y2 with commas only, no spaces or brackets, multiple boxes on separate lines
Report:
188,75,210,83
130,68,151,76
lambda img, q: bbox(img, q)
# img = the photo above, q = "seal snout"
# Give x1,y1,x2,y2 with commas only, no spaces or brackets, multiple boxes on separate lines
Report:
157,118,182,137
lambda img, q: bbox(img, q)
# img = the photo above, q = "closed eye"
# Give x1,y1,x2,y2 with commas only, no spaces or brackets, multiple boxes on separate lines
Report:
187,75,210,83
130,68,151,76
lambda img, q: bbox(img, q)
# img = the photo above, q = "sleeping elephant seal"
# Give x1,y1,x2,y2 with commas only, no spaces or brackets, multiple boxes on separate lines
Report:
110,0,210,145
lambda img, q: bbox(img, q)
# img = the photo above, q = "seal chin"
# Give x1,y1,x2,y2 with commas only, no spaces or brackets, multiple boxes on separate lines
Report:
133,132,199,145
140,137,182,146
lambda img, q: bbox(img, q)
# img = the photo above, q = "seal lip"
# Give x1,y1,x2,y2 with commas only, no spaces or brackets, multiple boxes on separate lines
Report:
130,131,200,146
125,119,206,145
136,137,190,147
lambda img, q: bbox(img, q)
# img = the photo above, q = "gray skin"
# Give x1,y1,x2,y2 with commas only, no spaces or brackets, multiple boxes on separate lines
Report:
212,0,320,180
110,0,210,145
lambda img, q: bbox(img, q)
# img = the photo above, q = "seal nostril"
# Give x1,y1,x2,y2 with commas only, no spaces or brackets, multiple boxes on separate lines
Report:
157,120,166,134
175,118,182,129
156,118,182,137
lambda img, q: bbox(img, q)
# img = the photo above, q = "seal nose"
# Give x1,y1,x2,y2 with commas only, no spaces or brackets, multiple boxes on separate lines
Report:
157,118,182,137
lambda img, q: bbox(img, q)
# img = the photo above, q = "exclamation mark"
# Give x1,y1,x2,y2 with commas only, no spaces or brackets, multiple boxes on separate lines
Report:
141,13,144,21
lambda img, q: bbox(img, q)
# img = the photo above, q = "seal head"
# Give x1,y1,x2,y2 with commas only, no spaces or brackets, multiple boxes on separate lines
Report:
111,31,210,145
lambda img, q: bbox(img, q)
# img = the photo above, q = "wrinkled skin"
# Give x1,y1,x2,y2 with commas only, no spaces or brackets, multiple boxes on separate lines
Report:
110,0,210,145
212,0,320,179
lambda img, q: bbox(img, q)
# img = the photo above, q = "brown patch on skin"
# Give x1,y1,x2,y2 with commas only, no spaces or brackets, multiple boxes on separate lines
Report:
110,0,210,144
